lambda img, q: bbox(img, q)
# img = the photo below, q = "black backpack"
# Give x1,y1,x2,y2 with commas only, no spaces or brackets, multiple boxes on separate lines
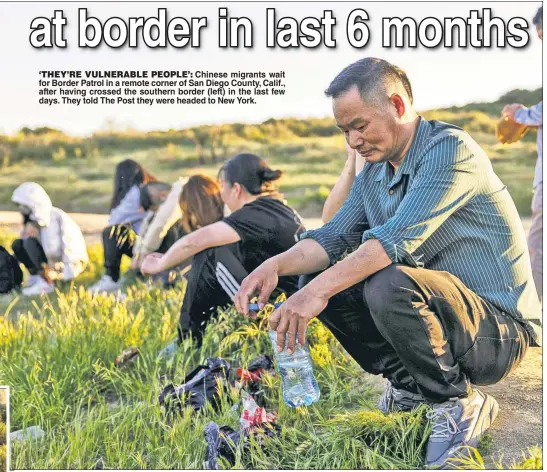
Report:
0,246,23,294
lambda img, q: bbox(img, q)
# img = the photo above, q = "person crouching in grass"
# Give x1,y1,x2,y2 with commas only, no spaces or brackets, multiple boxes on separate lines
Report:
89,159,156,294
11,182,88,296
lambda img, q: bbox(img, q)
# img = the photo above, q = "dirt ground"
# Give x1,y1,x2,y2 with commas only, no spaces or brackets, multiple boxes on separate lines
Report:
482,347,542,467
0,212,541,466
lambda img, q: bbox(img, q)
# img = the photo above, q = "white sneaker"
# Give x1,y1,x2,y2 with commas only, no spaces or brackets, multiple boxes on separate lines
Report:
26,274,42,288
22,277,54,296
88,275,121,294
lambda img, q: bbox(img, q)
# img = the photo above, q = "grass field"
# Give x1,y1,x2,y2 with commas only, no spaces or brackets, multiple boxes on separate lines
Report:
0,228,542,470
0,96,542,469
0,388,6,472
0,129,539,218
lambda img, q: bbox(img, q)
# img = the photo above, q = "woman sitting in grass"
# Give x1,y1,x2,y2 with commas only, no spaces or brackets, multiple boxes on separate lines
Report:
89,159,156,294
134,174,227,287
141,153,306,352
11,182,88,296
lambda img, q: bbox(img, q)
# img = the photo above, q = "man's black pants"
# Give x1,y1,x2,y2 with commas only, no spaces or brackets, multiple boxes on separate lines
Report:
103,223,181,281
12,237,48,275
301,264,530,401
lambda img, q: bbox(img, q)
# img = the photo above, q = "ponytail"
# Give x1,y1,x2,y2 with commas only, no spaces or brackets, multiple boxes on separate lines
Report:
220,153,282,198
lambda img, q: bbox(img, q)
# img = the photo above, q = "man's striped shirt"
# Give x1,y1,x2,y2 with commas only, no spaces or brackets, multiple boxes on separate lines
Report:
301,118,542,345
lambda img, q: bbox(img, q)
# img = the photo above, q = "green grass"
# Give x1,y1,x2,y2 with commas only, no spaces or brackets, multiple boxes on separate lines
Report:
0,391,6,472
0,228,542,469
0,131,538,218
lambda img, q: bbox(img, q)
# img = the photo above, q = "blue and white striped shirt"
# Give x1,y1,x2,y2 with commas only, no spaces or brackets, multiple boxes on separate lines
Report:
301,118,542,345
514,102,542,189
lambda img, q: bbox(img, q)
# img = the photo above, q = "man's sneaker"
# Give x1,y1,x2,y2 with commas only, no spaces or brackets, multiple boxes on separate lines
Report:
22,277,54,296
88,275,121,294
378,382,427,414
425,389,499,468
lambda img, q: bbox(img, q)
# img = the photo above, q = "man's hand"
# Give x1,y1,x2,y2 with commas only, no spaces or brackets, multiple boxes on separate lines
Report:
345,139,357,160
269,288,328,354
502,103,524,120
141,253,164,276
235,259,279,318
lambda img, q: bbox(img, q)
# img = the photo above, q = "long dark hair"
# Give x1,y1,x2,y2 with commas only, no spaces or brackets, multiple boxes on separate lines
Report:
180,174,224,234
219,153,283,198
110,159,156,210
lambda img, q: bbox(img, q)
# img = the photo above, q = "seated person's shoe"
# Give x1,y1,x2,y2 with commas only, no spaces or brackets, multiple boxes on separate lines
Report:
425,389,499,469
378,382,427,414
88,275,121,294
22,277,54,296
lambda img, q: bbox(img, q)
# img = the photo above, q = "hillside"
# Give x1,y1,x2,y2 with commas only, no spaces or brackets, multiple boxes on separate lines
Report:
0,88,541,217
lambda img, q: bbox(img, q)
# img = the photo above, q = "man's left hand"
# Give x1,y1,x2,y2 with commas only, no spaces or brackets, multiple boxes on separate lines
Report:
269,288,328,354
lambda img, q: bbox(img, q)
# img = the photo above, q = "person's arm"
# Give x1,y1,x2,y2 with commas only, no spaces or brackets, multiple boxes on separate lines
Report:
139,186,184,257
59,213,88,280
503,102,543,127
140,221,241,275
235,172,368,315
131,211,154,267
108,186,144,226
514,102,542,127
322,143,365,223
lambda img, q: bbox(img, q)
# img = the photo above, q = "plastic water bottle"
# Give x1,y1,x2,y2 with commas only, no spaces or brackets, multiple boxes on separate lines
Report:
268,329,320,408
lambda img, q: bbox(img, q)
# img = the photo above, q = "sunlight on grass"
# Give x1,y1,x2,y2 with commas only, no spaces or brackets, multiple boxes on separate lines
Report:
0,225,541,469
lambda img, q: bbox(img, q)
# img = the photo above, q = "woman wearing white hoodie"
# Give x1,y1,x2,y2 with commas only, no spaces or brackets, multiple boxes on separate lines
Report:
11,182,89,296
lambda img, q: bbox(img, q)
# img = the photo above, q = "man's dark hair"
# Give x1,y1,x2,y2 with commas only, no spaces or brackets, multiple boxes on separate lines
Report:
325,58,413,105
533,6,542,27
140,181,172,211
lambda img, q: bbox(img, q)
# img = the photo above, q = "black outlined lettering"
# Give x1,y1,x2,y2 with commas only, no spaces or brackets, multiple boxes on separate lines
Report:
382,17,418,48
347,9,370,48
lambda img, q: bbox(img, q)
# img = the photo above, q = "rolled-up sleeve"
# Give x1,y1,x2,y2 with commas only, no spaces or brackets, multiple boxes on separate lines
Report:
300,171,369,265
362,135,477,267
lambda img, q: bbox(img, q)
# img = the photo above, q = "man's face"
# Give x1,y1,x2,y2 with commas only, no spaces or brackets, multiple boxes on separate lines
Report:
333,86,400,164
537,25,543,40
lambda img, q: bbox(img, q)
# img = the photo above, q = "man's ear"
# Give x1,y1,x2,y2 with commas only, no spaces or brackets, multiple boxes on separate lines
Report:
390,94,406,118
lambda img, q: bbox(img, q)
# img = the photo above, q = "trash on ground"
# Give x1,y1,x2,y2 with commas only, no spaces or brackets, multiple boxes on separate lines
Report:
235,355,275,407
115,347,139,368
159,357,230,415
204,420,281,470
240,390,277,429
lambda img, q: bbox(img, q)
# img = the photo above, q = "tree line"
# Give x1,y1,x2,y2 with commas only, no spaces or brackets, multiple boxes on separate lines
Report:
0,88,541,169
